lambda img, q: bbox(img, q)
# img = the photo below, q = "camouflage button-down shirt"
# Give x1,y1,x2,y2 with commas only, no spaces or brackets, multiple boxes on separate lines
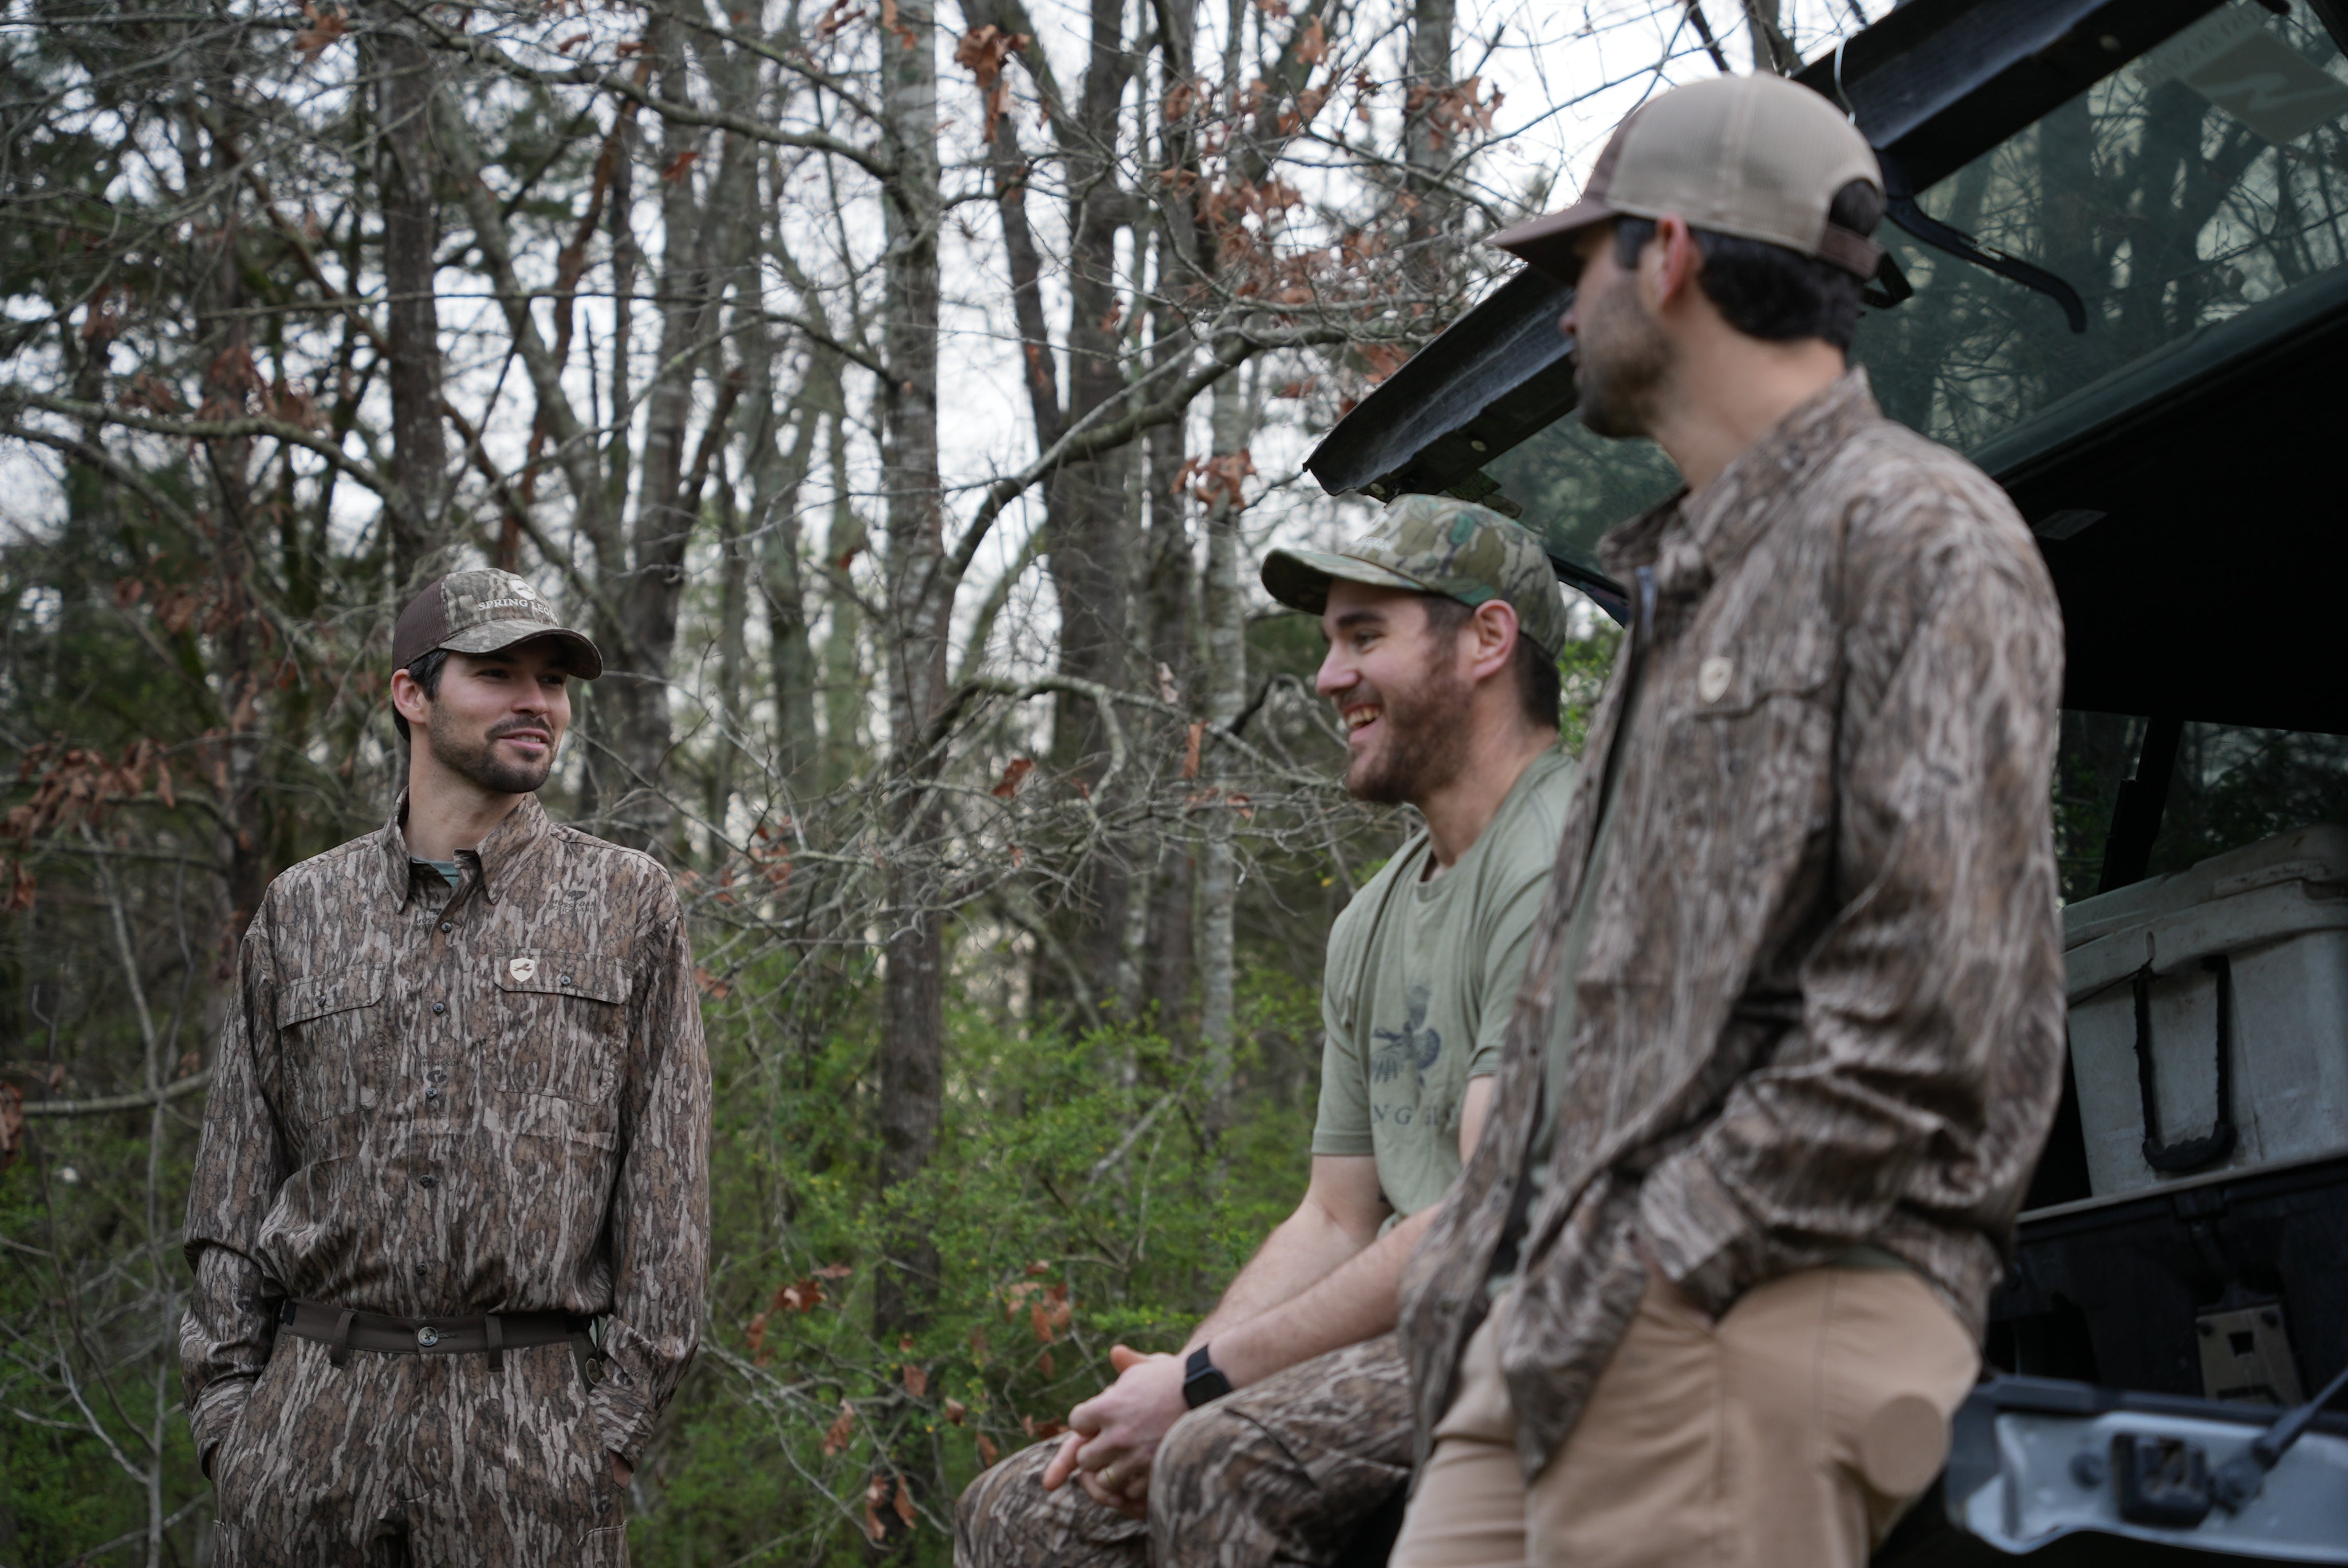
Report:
1398,370,2067,1479
180,793,710,1469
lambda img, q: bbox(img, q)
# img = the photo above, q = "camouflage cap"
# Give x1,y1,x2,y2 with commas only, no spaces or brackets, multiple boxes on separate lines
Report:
391,569,604,680
1260,496,1569,657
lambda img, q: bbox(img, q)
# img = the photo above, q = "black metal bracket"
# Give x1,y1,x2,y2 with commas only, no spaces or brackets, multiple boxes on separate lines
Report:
1879,151,2088,333
2133,955,2239,1174
2098,714,2183,893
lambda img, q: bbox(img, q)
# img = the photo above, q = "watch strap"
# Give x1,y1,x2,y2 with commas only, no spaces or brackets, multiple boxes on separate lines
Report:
1181,1344,1233,1409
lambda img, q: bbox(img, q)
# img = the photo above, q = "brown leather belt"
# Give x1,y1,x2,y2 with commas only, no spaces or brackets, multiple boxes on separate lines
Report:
278,1299,594,1373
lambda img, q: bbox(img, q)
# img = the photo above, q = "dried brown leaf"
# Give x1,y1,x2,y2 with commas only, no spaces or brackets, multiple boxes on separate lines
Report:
822,1400,855,1456
990,757,1034,799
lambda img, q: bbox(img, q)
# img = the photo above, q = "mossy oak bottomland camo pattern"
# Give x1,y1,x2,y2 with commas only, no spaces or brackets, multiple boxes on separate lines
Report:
182,792,710,1564
955,1334,1412,1568
207,1337,625,1565
1399,370,2067,1482
1260,497,1570,658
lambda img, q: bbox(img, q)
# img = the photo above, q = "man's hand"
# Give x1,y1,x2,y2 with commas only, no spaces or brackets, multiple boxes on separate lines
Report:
1038,1345,1185,1516
612,1453,633,1487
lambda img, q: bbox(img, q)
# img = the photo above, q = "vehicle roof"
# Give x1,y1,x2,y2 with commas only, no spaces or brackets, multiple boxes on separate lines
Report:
1309,0,2348,735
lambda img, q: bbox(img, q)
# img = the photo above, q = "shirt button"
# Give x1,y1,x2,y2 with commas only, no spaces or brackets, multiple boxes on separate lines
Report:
414,1263,428,1277
417,1173,438,1189
432,1002,446,1015
424,1087,440,1101
440,921,453,933
559,974,573,987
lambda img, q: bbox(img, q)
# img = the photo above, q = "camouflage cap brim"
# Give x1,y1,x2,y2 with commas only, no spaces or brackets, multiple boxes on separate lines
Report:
1260,547,1431,616
438,623,605,681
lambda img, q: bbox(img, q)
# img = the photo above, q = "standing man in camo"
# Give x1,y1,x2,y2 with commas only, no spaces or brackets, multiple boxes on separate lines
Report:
182,570,711,1566
1392,76,2065,1568
958,499,1574,1568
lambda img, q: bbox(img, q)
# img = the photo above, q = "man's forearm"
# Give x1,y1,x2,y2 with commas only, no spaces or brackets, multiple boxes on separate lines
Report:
1185,1197,1381,1350
1195,1205,1431,1386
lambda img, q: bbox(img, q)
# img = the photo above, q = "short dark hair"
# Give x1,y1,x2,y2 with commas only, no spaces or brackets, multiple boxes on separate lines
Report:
392,648,448,744
1611,178,1886,351
1420,596,1562,731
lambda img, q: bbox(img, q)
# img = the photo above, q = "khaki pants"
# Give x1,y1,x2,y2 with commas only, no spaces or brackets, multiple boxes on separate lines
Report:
1392,1267,1977,1568
954,1333,1412,1568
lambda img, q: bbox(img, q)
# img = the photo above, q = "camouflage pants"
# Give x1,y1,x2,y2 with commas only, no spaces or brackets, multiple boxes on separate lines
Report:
956,1334,1413,1568
208,1333,627,1566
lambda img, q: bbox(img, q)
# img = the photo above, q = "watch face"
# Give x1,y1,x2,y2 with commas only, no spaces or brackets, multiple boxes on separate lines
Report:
1181,1349,1233,1409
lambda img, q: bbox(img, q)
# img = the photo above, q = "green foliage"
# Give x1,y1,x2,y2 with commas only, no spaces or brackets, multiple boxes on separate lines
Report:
625,961,1318,1567
1555,617,1622,758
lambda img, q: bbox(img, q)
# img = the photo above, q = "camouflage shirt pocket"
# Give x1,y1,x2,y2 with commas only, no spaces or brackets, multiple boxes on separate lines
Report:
491,951,630,1102
275,963,390,1118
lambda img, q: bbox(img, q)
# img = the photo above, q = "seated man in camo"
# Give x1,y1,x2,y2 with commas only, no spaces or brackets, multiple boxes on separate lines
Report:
956,498,1574,1568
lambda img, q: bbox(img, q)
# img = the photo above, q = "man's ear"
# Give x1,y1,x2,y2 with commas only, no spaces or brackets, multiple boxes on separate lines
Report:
1465,600,1519,685
390,668,432,728
1647,214,1704,312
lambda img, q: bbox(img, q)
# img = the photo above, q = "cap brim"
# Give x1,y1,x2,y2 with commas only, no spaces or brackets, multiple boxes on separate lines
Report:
439,624,605,681
1260,547,1433,615
1485,198,1618,282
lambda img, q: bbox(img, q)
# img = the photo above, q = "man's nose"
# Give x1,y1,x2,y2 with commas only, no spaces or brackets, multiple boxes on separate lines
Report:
1315,647,1352,699
1558,302,1577,339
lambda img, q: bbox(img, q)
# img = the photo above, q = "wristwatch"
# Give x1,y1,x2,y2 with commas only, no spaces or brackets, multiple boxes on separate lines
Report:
1181,1345,1233,1409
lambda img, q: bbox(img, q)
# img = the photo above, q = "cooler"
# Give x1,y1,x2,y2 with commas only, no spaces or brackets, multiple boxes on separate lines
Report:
2061,824,2348,1198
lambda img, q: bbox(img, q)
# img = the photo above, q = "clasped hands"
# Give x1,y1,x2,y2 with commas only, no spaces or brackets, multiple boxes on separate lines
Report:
1039,1344,1191,1518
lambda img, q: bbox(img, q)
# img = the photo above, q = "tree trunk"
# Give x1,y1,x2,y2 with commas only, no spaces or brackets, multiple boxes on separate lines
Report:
874,0,947,1353
373,11,447,588
1195,364,1251,1134
821,412,868,789
1402,0,1454,290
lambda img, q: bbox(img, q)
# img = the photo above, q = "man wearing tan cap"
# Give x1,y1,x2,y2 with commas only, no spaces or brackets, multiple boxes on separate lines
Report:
183,570,709,1565
958,499,1573,1568
1390,74,2067,1568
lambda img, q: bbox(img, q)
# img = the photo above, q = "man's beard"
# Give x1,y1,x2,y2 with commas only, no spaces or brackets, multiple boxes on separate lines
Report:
1346,659,1474,806
426,711,556,795
1573,270,1672,439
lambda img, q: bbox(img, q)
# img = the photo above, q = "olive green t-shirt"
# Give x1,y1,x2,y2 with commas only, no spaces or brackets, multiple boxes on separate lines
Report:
1311,748,1575,1220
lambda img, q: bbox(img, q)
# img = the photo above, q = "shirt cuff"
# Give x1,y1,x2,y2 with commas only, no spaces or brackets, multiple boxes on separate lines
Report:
1634,1150,1758,1320
589,1368,660,1466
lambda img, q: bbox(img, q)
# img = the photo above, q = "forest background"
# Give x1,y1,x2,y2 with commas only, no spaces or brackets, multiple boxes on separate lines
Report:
0,0,2225,1561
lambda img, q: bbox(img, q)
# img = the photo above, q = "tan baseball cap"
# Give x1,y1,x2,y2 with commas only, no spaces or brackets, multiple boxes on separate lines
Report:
1487,74,1884,283
1262,495,1569,659
391,569,603,679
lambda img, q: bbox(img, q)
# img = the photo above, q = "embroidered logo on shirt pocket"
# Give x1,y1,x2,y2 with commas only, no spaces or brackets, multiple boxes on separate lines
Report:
492,952,628,1101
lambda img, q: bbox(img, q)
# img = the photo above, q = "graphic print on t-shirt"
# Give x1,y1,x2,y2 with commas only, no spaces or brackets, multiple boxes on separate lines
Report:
1372,984,1443,1088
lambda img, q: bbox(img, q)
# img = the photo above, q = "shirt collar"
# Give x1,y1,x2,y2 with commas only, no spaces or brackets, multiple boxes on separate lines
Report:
1598,367,1881,591
377,791,554,908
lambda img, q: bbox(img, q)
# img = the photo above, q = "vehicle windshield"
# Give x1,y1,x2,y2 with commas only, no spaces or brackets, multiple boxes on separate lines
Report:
1489,0,2348,578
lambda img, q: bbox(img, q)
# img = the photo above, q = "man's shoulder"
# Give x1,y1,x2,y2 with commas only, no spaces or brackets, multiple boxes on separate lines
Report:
538,821,683,911
1329,831,1428,951
1462,750,1574,902
1833,419,2034,551
264,832,385,902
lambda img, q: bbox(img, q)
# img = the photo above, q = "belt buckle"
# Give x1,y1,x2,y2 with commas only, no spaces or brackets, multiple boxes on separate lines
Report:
416,1325,441,1348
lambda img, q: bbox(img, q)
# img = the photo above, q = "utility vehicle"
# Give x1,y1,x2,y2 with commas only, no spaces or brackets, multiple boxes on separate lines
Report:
1311,1,2348,1558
